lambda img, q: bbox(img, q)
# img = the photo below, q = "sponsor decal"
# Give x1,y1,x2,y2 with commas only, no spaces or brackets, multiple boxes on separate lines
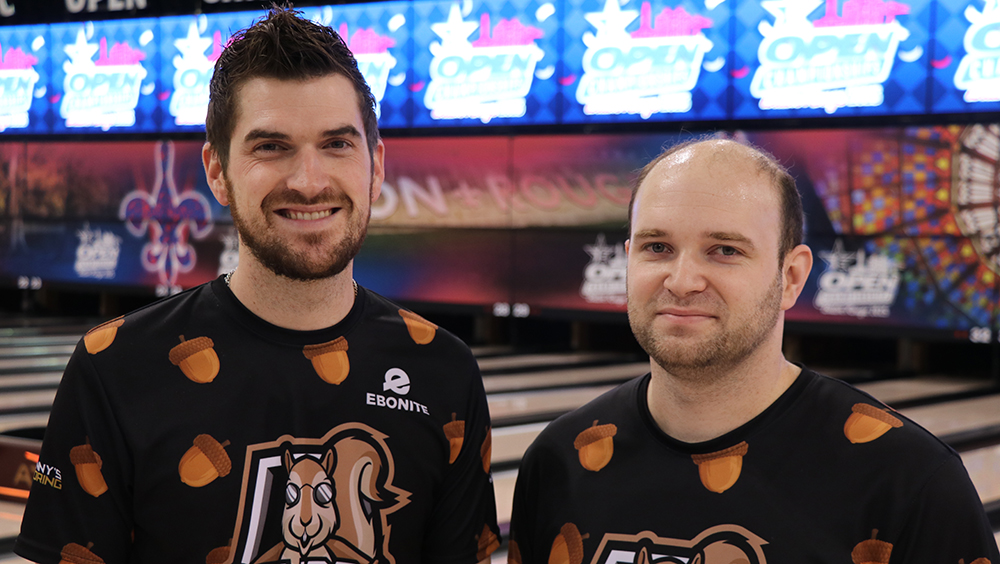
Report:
581,234,627,305
33,461,62,490
750,0,914,114
425,3,546,122
576,0,716,118
954,1,1000,103
814,239,900,318
367,368,431,415
74,223,121,280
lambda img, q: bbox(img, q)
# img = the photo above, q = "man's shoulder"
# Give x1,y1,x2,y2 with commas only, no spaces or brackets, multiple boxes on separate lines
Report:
530,375,645,453
799,366,958,459
358,287,476,359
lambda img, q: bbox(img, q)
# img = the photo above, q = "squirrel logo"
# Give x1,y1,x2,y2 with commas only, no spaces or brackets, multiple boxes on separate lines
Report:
233,424,410,564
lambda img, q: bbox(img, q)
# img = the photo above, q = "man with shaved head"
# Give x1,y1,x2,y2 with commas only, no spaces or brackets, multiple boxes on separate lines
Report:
508,138,998,564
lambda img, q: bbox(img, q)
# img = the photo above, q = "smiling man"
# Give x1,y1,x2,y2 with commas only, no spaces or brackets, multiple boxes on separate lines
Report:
507,138,999,564
16,8,497,564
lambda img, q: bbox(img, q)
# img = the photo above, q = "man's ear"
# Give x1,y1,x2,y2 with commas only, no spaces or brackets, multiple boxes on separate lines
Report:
780,244,814,311
370,139,385,204
203,143,229,206
625,239,631,255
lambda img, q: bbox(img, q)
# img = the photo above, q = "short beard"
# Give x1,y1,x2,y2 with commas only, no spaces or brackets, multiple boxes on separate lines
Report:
628,269,783,377
226,176,371,281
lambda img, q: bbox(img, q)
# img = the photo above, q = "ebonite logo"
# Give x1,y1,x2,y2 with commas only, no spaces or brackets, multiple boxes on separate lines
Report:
954,1,1000,103
425,3,547,122
814,240,900,318
61,27,149,130
0,38,40,131
577,0,716,118
750,0,916,114
367,368,431,415
168,21,223,126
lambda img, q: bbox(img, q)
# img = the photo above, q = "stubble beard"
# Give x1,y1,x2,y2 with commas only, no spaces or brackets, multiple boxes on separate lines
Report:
225,175,371,281
628,269,784,378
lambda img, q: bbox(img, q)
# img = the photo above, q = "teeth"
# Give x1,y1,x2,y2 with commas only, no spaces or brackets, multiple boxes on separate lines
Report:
284,209,333,221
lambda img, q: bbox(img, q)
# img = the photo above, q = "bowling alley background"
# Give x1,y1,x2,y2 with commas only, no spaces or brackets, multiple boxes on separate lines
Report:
2,0,1000,347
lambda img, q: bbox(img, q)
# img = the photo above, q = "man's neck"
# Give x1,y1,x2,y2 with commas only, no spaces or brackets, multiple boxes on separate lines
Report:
645,345,800,444
226,255,357,331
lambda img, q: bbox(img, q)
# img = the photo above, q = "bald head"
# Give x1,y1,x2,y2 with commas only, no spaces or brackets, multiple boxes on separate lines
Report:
629,138,803,260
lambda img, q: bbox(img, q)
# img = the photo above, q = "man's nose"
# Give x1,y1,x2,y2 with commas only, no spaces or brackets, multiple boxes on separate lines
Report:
662,252,708,297
287,148,328,197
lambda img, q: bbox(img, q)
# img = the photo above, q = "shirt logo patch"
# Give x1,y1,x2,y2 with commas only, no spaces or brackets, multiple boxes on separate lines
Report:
589,525,767,564
383,368,411,395
368,368,430,415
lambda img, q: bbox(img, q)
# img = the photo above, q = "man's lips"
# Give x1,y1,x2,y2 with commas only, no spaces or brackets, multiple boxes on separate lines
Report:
275,207,338,220
657,308,716,319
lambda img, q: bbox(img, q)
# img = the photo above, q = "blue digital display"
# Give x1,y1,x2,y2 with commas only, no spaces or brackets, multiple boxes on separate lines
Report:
561,0,730,124
3,0,1000,135
50,19,159,133
0,24,50,134
411,0,560,126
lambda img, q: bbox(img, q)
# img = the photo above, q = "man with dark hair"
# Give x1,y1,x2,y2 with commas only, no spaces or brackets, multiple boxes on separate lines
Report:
16,7,498,564
507,138,998,564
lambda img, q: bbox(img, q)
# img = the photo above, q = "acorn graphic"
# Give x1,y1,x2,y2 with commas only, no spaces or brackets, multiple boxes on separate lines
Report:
444,413,465,464
303,337,350,385
549,523,586,564
481,427,492,473
178,434,231,487
84,317,124,355
59,542,104,564
205,543,231,564
691,441,748,494
844,403,903,444
169,335,220,384
573,420,617,472
70,438,107,498
476,524,500,561
399,309,437,345
851,530,892,564
508,540,522,564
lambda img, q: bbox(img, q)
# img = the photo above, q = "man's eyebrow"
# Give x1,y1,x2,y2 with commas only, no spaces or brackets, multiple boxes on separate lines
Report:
631,229,668,240
708,231,756,250
242,126,363,144
243,129,289,144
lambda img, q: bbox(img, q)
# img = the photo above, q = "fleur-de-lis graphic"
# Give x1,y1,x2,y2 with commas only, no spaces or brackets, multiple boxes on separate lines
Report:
119,141,212,295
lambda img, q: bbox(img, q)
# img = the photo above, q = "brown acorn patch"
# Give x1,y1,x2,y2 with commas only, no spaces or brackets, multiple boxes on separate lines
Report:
399,309,437,345
573,420,617,472
691,441,748,494
70,438,107,498
481,426,492,473
179,434,231,487
205,542,231,564
508,540,522,564
549,523,587,564
169,336,219,383
852,530,892,564
476,524,500,561
84,317,124,355
444,413,465,464
303,337,350,384
59,542,105,564
844,403,903,444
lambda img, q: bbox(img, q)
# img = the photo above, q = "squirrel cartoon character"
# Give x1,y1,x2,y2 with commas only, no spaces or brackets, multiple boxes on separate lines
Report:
254,435,400,564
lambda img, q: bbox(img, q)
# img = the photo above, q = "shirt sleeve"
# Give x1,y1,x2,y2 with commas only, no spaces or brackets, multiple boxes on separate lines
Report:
888,453,999,564
14,342,134,564
421,351,499,564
